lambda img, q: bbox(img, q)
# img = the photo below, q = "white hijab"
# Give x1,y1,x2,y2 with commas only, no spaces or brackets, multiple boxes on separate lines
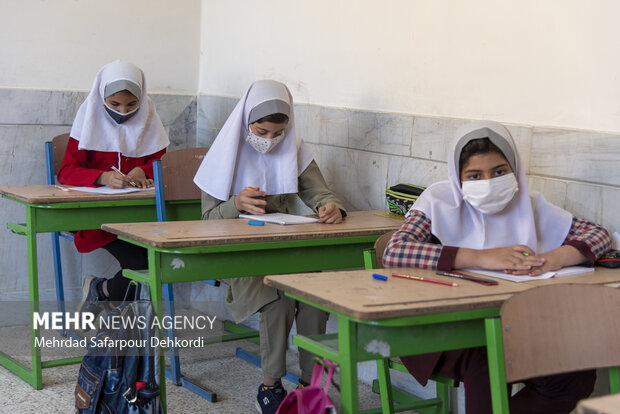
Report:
70,60,169,157
411,121,572,253
194,80,314,201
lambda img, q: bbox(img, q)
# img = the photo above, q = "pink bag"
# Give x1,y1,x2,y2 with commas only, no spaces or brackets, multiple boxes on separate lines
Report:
276,359,338,414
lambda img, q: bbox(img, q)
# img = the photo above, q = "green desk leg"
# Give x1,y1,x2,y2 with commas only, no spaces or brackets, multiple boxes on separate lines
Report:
27,206,43,389
376,358,395,414
146,249,167,413
609,366,620,393
485,316,509,414
338,317,359,414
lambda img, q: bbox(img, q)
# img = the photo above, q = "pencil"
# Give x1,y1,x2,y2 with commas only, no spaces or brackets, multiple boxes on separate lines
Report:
435,271,498,286
109,165,138,188
245,186,259,192
391,273,457,287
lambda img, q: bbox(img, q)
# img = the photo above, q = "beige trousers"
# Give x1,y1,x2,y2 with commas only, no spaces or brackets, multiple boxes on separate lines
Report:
258,290,329,379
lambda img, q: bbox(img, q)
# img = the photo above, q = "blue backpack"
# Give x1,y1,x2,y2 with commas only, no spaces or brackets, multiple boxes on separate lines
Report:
75,282,162,414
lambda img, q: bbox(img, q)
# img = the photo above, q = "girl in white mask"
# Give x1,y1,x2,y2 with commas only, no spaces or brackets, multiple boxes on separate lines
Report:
193,80,346,413
383,121,611,413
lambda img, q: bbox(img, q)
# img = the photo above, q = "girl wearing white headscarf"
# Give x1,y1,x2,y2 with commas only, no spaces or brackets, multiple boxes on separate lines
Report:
383,120,610,413
58,60,169,310
194,80,346,412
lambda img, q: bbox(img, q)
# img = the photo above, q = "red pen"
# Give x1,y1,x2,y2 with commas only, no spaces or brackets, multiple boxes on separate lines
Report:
392,273,458,287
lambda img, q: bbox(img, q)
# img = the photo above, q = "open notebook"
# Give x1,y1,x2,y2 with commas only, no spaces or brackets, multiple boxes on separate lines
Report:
464,266,594,283
68,186,154,195
239,213,318,225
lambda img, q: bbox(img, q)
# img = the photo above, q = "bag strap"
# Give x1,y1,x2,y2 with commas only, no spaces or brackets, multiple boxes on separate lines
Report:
322,360,337,394
310,359,338,394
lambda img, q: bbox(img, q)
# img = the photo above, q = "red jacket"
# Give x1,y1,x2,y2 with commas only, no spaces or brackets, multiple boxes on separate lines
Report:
57,137,166,252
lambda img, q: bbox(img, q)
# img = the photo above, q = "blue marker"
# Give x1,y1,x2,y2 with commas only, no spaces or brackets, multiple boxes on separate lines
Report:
372,273,388,281
248,220,264,226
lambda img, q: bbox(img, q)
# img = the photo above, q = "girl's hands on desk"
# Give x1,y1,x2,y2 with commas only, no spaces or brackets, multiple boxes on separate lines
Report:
455,245,543,272
511,245,587,276
318,202,343,224
126,167,153,188
96,168,152,189
97,171,131,188
235,188,267,215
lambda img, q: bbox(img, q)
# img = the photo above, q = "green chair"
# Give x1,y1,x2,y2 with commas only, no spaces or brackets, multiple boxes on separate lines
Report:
363,230,456,414
485,283,620,413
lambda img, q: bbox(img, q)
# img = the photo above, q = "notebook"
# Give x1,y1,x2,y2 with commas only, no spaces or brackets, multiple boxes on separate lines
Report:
464,266,594,283
239,213,319,225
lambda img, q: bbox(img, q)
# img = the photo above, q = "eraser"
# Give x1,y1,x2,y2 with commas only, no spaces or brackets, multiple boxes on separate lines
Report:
372,273,388,281
248,220,264,226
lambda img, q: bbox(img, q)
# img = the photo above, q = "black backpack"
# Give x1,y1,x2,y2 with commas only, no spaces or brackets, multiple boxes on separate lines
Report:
75,282,162,414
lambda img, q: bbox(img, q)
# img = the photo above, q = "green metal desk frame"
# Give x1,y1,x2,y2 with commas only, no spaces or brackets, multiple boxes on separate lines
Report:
0,195,198,390
118,234,385,412
286,291,501,414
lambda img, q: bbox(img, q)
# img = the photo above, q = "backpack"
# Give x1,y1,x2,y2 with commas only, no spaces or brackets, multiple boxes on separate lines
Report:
75,282,162,414
276,359,338,414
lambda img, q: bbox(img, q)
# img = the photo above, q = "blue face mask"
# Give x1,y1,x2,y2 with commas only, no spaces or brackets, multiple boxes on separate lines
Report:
104,105,139,124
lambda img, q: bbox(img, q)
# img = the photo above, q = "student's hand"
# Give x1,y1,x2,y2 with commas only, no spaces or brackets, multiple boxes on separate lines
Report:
517,245,587,276
234,188,267,215
318,203,343,224
127,167,153,188
96,171,131,188
455,245,543,273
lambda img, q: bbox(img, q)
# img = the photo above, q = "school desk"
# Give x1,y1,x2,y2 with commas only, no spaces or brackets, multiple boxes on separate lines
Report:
263,267,620,414
577,392,620,414
100,210,403,410
0,184,200,390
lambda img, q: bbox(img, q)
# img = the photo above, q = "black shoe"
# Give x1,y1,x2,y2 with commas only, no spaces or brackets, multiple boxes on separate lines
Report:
255,381,287,414
76,276,108,331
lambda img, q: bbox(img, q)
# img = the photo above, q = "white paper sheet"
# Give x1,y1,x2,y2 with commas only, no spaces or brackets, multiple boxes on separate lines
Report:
239,213,318,225
68,186,154,195
463,266,594,283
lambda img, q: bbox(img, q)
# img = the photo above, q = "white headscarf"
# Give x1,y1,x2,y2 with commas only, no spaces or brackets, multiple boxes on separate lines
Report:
194,80,314,201
70,60,169,157
411,120,572,253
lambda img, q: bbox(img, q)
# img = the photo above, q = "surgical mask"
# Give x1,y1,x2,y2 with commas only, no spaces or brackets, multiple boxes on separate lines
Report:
461,173,518,215
245,129,284,154
104,104,139,124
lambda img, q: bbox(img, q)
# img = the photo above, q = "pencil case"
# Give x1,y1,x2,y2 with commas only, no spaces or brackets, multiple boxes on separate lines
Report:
385,183,426,215
595,250,620,268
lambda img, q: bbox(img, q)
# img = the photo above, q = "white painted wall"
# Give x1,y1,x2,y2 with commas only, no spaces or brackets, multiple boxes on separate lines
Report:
199,0,620,133
0,0,201,93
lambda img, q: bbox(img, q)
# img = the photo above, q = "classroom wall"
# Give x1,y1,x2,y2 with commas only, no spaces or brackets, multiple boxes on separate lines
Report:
198,0,620,236
0,0,200,92
199,0,620,134
0,0,200,300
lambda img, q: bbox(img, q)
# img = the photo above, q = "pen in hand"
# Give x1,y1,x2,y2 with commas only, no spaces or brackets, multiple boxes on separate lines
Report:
109,165,138,188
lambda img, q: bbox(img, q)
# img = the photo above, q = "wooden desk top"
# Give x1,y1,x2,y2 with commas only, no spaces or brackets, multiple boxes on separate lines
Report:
102,210,404,249
264,267,620,321
577,393,620,414
0,185,154,204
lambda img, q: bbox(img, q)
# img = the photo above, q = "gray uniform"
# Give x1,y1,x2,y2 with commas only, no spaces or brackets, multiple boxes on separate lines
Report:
201,160,346,378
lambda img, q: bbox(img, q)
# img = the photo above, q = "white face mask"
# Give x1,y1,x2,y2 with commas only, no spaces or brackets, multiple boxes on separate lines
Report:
245,129,284,154
461,173,518,215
